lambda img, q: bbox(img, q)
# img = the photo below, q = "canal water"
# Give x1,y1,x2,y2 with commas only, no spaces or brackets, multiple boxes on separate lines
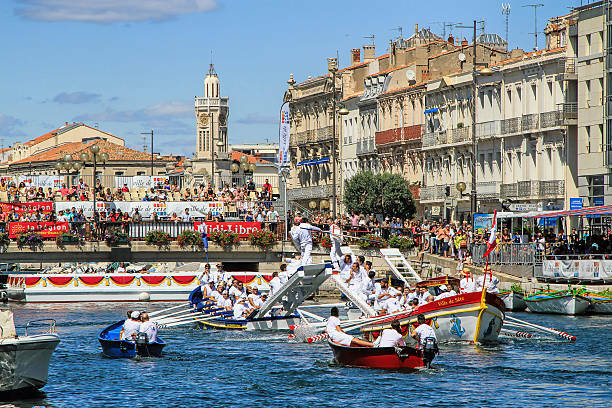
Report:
5,303,611,408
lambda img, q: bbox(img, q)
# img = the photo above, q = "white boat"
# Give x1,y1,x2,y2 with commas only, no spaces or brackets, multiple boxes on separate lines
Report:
524,293,591,315
6,271,271,303
0,311,59,394
583,292,612,314
498,290,527,311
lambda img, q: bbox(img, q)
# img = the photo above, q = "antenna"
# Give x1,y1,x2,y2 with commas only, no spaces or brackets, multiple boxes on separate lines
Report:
393,26,403,38
364,34,375,45
429,22,457,39
502,3,511,47
142,134,148,153
477,20,486,36
523,3,544,51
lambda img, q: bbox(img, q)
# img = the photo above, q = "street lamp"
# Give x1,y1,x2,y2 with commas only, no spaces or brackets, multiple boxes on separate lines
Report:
232,155,256,186
212,140,225,190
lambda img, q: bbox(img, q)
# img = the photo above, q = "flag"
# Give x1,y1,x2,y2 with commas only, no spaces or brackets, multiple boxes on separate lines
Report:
482,210,497,259
278,102,290,173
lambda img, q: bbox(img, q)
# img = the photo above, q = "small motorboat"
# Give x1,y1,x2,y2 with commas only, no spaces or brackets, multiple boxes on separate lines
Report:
498,290,527,311
98,320,165,358
524,291,591,315
0,311,59,395
328,340,437,370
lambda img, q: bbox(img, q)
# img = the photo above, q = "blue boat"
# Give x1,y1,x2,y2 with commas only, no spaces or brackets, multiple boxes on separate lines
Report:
98,320,166,358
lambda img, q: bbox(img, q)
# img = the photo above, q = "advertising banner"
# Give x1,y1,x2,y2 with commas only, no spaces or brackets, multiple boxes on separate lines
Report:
278,102,290,173
473,213,494,233
8,221,69,238
0,201,54,214
54,201,223,219
194,221,261,237
18,175,63,188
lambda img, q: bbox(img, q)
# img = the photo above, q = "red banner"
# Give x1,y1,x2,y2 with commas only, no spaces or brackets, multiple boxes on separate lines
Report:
0,202,54,214
8,222,69,238
194,221,261,238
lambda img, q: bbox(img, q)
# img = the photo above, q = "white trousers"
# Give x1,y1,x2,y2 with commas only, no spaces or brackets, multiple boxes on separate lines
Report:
301,243,313,266
330,239,342,269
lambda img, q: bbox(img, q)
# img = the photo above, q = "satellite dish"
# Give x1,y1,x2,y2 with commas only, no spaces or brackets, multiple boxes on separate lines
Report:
405,70,416,82
458,53,467,62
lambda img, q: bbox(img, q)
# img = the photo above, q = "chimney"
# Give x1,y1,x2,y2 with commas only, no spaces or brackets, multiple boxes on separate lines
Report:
351,48,361,64
447,34,455,45
461,38,468,47
363,45,375,61
509,48,525,59
415,23,418,36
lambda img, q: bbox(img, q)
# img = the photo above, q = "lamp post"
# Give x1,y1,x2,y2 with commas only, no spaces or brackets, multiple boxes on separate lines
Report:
141,130,154,177
212,140,224,190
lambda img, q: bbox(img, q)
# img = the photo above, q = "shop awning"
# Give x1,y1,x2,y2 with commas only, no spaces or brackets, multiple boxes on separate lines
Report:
529,205,612,219
316,157,330,164
424,108,439,114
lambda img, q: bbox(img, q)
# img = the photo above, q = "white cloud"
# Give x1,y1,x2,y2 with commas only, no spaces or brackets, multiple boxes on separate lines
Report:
15,0,219,23
53,91,101,104
0,113,25,139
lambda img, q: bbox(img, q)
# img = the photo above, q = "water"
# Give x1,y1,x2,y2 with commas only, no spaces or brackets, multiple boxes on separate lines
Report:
4,303,611,408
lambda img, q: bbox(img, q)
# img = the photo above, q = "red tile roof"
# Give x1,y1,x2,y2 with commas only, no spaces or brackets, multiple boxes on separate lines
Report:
230,151,272,164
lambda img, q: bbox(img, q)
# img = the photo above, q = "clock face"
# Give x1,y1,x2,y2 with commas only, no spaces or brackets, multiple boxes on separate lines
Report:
199,115,209,127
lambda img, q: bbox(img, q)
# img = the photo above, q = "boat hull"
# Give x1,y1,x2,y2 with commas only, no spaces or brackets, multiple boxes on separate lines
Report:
362,292,506,344
590,301,612,314
98,321,165,358
0,334,59,393
498,291,527,311
196,316,301,331
525,294,591,315
328,341,426,370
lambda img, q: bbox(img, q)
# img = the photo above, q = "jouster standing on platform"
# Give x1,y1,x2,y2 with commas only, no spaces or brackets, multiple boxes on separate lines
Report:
290,217,320,265
328,218,343,270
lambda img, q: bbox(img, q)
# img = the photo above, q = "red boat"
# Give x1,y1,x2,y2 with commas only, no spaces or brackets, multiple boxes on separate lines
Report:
328,341,436,370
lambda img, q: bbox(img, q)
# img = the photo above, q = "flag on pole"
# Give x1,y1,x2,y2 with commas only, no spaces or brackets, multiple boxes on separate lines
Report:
197,223,209,263
278,102,290,174
482,210,497,259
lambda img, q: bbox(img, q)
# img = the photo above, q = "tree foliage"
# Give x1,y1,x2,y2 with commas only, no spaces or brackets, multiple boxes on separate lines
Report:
343,171,416,219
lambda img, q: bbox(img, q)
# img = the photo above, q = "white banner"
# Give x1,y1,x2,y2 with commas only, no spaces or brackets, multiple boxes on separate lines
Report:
55,201,223,219
18,175,63,188
542,259,612,280
278,102,290,173
114,176,168,190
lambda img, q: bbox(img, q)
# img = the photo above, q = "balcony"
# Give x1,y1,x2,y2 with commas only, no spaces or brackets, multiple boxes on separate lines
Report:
317,126,333,143
420,184,469,202
521,113,539,131
558,57,577,80
422,130,448,149
195,97,229,108
287,184,333,200
450,126,471,144
501,117,520,134
476,120,501,139
356,139,376,156
500,180,565,199
375,125,422,147
476,181,499,199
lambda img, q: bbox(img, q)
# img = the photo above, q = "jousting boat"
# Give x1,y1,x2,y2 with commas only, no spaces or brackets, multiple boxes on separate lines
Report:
328,340,436,370
583,292,612,314
524,290,591,315
0,311,59,395
98,320,166,358
498,290,527,311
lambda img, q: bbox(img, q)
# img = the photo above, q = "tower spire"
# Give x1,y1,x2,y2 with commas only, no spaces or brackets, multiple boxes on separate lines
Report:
208,50,216,75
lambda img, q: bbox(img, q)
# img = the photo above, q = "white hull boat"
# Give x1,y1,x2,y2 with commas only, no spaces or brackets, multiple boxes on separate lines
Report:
0,312,59,395
498,291,527,311
524,294,590,315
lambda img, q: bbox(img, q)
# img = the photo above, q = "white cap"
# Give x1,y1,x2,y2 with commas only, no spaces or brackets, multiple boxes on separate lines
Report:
131,311,140,319
439,285,448,291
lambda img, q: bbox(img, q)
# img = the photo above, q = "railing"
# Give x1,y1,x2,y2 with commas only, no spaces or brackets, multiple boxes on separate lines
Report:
476,181,499,198
450,126,471,143
521,113,539,131
500,180,564,199
472,243,537,265
317,126,333,142
501,117,520,134
287,184,333,200
476,120,501,139
375,125,422,146
24,319,57,336
421,130,448,148
419,184,470,201
356,139,376,155
560,57,576,74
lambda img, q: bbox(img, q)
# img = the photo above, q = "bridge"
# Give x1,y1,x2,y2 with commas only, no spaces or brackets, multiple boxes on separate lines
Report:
0,241,299,264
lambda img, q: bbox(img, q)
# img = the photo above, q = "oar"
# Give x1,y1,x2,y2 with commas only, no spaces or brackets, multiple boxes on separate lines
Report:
151,304,217,322
157,311,226,328
300,228,386,245
148,303,190,317
500,328,533,338
154,307,221,325
296,308,326,322
505,315,576,341
298,303,348,309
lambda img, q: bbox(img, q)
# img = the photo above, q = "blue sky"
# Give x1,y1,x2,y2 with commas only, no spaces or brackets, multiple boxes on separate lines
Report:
0,0,572,156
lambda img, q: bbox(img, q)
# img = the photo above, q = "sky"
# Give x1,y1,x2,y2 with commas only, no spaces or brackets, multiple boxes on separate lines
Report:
0,0,576,156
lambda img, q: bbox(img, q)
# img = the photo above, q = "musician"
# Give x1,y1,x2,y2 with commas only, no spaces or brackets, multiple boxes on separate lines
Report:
326,307,373,347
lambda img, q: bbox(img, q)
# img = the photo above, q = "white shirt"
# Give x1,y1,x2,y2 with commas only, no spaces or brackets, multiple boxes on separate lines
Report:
434,290,457,301
139,321,158,343
374,328,406,348
269,276,282,295
297,223,318,246
228,286,244,300
209,290,221,303
330,224,342,243
339,258,353,277
121,319,141,341
413,323,437,345
217,296,232,309
325,316,342,336
460,277,477,293
477,274,500,294
385,297,402,313
233,302,248,319
248,293,263,308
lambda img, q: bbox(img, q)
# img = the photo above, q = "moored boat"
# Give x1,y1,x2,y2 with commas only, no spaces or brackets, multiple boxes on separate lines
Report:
195,313,302,331
583,292,612,314
0,311,59,395
361,291,506,344
498,290,527,311
98,320,166,358
328,340,434,370
524,292,590,315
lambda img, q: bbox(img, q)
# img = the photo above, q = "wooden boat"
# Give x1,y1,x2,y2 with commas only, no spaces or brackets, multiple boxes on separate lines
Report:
524,291,590,315
361,291,506,344
98,320,165,358
328,340,433,370
195,312,302,331
583,292,612,314
498,290,527,311
0,312,59,395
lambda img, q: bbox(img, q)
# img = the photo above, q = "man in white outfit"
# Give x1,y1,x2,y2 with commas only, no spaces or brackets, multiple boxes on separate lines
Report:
268,271,282,296
326,306,372,347
374,320,406,348
328,218,343,270
476,266,500,294
121,311,141,341
138,312,158,343
295,217,320,265
459,267,478,293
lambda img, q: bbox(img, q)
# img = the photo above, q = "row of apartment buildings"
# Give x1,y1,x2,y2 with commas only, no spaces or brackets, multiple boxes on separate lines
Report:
283,1,612,223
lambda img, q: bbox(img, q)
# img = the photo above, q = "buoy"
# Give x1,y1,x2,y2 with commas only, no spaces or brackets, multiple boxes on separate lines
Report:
139,292,151,302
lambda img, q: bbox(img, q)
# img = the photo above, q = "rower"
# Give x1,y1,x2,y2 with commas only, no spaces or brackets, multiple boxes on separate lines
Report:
232,296,251,319
374,320,406,348
248,287,264,309
326,307,373,348
121,311,141,341
217,290,233,311
338,254,353,280
477,266,500,294
138,312,158,343
269,271,282,296
411,313,437,347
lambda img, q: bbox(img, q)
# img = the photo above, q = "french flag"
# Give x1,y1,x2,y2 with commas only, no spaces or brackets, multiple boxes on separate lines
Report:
482,210,497,259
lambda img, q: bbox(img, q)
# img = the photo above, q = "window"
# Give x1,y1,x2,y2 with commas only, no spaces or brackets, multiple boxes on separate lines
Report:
115,171,124,176
586,126,591,153
586,33,592,55
137,171,145,176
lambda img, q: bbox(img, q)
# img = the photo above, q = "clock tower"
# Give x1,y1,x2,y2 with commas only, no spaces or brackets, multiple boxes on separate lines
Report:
195,62,229,160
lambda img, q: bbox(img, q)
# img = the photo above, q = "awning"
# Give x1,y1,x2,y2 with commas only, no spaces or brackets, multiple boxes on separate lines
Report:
297,161,307,166
304,160,318,166
424,108,439,114
316,157,330,164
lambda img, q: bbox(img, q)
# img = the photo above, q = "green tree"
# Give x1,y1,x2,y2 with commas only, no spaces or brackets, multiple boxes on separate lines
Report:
343,171,416,219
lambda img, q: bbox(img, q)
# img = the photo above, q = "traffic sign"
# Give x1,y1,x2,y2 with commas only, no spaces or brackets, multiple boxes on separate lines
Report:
508,203,538,212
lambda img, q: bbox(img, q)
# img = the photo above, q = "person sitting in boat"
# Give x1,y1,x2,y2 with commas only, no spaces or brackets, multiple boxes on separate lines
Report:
232,296,252,319
201,281,217,302
361,269,377,305
477,267,500,294
326,306,373,348
229,280,247,301
219,264,233,284
417,287,434,305
374,279,392,311
374,320,406,348
460,267,477,293
434,284,457,301
411,314,437,347
384,289,403,314
338,254,353,279
138,312,158,343
269,271,282,296
345,262,363,293
120,311,142,341
248,287,264,309
217,290,233,311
